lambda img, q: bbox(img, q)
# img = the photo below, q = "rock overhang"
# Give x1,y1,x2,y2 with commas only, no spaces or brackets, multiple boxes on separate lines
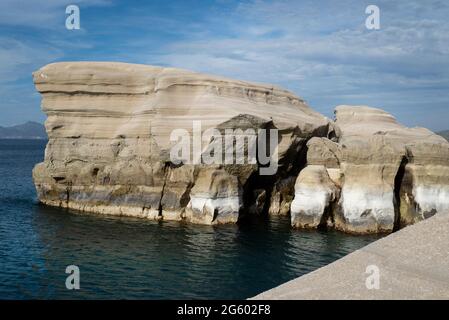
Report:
31,62,449,233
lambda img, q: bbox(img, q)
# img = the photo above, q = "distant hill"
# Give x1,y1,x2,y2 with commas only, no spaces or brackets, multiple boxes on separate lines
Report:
438,130,449,142
0,121,47,139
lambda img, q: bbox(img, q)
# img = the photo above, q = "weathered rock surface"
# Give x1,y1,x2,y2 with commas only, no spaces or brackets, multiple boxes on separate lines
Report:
32,62,331,225
291,105,449,234
290,164,339,228
32,62,449,233
185,168,241,224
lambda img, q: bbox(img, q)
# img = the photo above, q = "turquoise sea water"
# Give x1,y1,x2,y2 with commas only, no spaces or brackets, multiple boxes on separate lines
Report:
0,139,381,299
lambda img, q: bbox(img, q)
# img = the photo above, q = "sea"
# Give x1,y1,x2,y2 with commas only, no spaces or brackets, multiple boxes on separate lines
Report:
0,139,381,299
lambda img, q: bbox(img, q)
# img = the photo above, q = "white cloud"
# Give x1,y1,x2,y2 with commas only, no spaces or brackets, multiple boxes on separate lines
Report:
0,37,62,83
1,0,448,130
129,0,449,130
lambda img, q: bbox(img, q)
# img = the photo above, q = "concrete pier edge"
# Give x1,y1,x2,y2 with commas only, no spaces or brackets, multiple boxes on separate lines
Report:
252,213,449,300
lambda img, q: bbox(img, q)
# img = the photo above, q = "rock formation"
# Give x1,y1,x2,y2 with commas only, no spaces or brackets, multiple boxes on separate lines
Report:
32,62,331,225
32,62,449,233
291,105,449,234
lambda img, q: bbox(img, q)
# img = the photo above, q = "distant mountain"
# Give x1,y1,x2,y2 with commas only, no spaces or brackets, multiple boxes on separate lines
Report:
438,130,449,142
0,121,47,139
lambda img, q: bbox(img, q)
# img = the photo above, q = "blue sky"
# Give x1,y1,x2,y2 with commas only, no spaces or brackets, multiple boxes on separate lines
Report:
1,0,448,131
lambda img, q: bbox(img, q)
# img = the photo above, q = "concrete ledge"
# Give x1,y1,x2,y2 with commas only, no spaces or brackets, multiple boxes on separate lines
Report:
252,214,449,299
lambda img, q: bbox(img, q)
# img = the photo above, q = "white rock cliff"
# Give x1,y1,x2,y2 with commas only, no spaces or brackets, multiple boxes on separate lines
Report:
32,62,331,225
32,62,449,233
291,106,449,233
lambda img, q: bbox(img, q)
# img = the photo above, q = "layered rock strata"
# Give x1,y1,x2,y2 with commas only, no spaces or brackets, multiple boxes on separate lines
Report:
32,62,331,225
32,62,449,233
291,105,449,233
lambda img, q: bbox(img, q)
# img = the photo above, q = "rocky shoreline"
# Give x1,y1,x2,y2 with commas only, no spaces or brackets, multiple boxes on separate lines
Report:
32,62,449,234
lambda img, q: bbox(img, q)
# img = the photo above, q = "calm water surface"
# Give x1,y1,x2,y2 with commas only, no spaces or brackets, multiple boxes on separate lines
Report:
0,139,381,299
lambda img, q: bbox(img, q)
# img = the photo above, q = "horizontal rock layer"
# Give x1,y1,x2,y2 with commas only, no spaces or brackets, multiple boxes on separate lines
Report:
291,105,449,234
32,62,449,233
32,62,331,225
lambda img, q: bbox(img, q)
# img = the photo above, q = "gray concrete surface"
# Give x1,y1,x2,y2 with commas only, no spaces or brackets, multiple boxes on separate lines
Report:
252,214,449,299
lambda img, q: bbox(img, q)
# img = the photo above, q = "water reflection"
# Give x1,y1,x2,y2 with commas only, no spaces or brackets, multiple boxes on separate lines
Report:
24,206,380,299
0,140,382,299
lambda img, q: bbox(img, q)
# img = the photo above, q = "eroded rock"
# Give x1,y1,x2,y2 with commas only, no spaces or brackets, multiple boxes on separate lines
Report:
291,105,449,234
185,168,241,224
32,62,330,224
32,62,448,233
290,165,339,229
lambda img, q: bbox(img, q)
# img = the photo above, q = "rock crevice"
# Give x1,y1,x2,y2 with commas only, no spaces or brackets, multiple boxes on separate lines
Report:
290,105,449,234
32,63,449,233
32,62,330,226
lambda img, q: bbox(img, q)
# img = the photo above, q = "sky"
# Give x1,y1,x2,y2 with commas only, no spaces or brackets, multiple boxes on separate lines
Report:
0,0,448,131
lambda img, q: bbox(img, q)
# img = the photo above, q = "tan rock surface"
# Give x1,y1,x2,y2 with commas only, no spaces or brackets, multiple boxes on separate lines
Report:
32,61,331,224
290,105,449,233
290,165,339,228
32,63,449,233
